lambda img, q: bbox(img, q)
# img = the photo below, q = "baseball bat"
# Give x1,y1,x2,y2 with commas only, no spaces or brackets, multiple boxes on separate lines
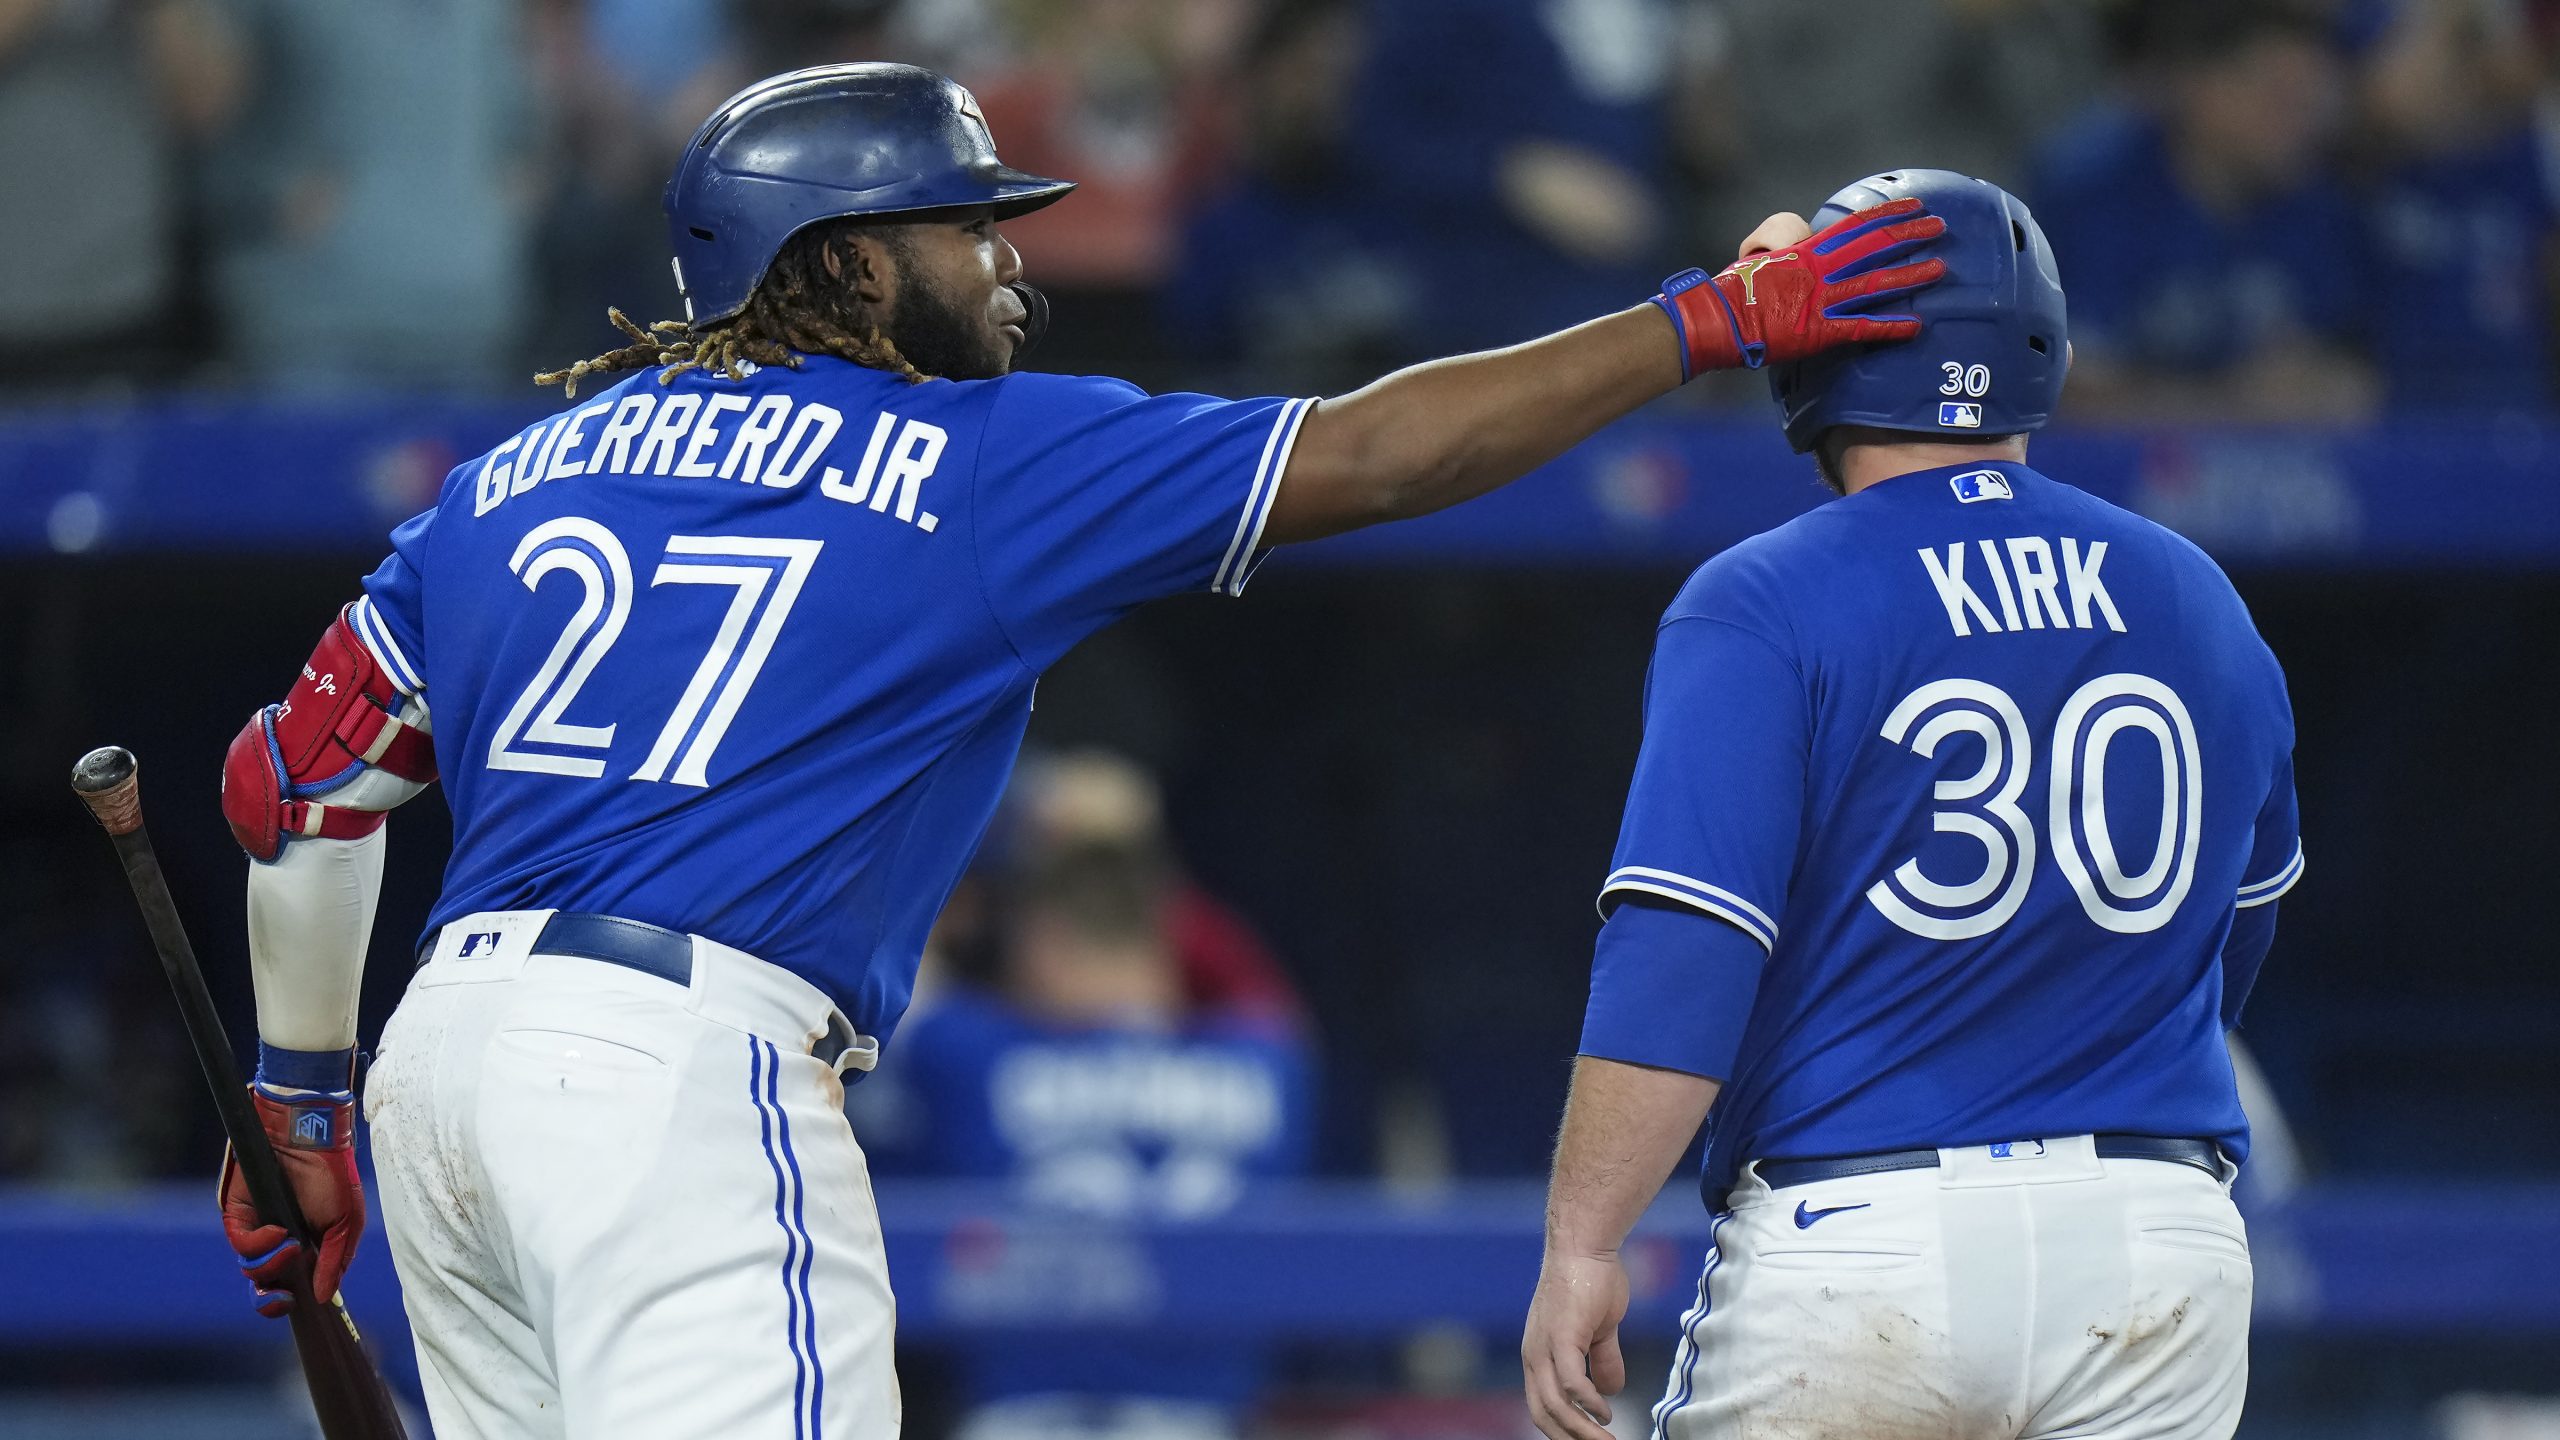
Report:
71,746,410,1440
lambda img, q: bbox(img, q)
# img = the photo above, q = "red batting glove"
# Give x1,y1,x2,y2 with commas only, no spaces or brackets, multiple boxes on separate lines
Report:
1655,197,1950,379
218,1083,364,1316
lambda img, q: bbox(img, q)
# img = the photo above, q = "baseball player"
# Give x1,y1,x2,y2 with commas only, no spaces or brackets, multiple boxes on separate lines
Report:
211,64,1947,1439
1521,169,2301,1440
857,792,1316,1440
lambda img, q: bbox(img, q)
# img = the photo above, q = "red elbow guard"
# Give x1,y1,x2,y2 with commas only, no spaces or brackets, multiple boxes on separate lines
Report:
222,604,437,862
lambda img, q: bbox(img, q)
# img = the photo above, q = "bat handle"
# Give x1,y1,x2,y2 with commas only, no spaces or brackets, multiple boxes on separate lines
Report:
71,745,144,837
69,745,313,1241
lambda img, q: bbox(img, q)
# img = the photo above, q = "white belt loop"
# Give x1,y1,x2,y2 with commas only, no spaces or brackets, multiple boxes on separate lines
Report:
684,930,871,1070
832,1034,881,1077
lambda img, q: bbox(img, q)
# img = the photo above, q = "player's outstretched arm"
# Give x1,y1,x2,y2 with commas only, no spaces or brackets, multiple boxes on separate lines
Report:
1263,200,1946,545
1523,1055,1719,1440
216,599,437,1314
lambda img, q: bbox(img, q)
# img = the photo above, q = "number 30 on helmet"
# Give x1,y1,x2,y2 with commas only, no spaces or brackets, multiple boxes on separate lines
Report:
1770,169,2069,454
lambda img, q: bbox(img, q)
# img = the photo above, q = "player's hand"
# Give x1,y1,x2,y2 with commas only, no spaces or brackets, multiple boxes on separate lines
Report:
218,1084,365,1315
1653,197,1949,379
1737,210,1815,260
1521,1247,1631,1440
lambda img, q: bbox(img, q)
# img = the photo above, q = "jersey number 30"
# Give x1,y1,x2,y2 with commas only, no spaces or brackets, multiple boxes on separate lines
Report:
486,517,821,787
1868,675,2202,939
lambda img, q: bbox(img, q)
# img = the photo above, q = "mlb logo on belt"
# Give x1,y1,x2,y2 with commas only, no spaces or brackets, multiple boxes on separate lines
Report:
459,930,504,958
1950,469,2013,503
1987,1139,2047,1161
1938,401,1983,429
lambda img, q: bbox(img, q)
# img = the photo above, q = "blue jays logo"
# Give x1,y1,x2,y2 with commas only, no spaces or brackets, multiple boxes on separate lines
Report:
956,87,995,149
1938,401,1983,429
1950,469,2012,504
458,930,504,958
293,1111,333,1147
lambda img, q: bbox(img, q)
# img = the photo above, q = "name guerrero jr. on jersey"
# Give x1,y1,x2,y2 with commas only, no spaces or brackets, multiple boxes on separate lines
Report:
470,375,952,536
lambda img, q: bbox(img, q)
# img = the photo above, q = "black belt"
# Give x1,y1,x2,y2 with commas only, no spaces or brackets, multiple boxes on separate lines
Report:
427,911,860,1070
1755,1135,2222,1192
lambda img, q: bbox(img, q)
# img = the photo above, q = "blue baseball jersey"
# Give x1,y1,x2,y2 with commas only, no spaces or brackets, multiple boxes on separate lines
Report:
1586,461,2301,1198
2365,126,2556,412
855,988,1314,1405
2030,107,2368,373
352,357,1310,1044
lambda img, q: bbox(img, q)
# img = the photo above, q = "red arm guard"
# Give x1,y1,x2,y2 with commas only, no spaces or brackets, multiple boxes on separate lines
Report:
222,604,437,862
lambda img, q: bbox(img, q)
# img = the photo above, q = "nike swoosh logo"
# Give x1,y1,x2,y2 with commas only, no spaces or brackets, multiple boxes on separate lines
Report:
1793,1200,1872,1229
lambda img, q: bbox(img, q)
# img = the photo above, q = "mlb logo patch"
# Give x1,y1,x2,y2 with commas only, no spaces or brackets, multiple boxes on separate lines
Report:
1987,1139,2047,1162
458,930,504,958
1950,469,2013,503
1938,401,1983,429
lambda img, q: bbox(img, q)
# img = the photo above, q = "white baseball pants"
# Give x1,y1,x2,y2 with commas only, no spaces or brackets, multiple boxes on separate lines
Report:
364,910,898,1439
1653,1136,2251,1440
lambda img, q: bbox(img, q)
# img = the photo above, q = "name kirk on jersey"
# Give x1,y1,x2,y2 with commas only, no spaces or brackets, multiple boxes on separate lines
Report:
472,391,948,534
1919,537,2125,637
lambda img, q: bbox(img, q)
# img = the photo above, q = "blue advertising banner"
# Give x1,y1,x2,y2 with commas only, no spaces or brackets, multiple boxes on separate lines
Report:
4,397,2555,567
2,1181,2553,1349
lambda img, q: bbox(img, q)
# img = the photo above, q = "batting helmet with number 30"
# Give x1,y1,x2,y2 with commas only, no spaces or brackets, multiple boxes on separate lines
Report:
1770,169,2068,453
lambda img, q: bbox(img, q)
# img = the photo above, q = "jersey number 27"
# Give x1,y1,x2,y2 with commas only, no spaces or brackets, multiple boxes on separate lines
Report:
486,516,821,787
1868,674,2202,940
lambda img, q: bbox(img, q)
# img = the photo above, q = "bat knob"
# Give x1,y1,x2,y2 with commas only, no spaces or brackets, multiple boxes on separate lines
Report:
72,745,136,793
71,746,143,835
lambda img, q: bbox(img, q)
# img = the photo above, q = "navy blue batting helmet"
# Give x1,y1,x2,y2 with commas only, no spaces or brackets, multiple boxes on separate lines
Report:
1770,169,2066,453
663,63,1076,328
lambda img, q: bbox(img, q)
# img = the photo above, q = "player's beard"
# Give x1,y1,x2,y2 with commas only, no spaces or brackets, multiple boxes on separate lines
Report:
883,271,1013,382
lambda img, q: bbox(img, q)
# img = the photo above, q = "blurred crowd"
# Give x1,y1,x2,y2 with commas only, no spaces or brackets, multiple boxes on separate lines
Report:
2,0,2555,418
856,751,1316,1440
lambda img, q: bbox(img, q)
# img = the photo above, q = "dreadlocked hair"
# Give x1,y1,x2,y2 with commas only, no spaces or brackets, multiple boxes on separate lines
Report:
535,219,929,398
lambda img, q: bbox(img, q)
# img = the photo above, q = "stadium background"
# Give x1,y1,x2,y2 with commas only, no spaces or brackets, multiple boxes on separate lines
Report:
2,0,2557,1435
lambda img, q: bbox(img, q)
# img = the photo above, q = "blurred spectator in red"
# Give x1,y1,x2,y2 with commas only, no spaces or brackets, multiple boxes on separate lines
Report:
0,0,239,393
2350,0,2555,412
1011,751,1305,1021
197,0,537,391
2033,0,2380,422
1164,0,1422,393
1672,0,2103,275
1346,0,1675,354
966,0,1244,290
856,754,1314,1440
939,0,1244,381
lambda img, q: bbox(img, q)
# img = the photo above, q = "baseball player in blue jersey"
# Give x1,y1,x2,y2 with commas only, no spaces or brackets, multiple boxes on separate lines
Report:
1521,170,2302,1440
209,62,1951,1439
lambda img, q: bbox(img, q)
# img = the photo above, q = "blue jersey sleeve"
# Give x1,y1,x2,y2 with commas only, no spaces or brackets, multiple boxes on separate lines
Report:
1580,896,1768,1081
2222,749,2300,1030
353,507,434,698
2219,900,2278,1031
2235,753,2303,911
1596,614,1809,953
971,372,1314,665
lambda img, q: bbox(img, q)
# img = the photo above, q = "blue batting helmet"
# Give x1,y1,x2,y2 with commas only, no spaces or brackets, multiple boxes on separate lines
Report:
663,63,1077,328
1770,169,2066,453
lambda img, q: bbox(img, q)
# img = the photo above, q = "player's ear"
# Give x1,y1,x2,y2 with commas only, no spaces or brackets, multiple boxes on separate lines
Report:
828,232,896,308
